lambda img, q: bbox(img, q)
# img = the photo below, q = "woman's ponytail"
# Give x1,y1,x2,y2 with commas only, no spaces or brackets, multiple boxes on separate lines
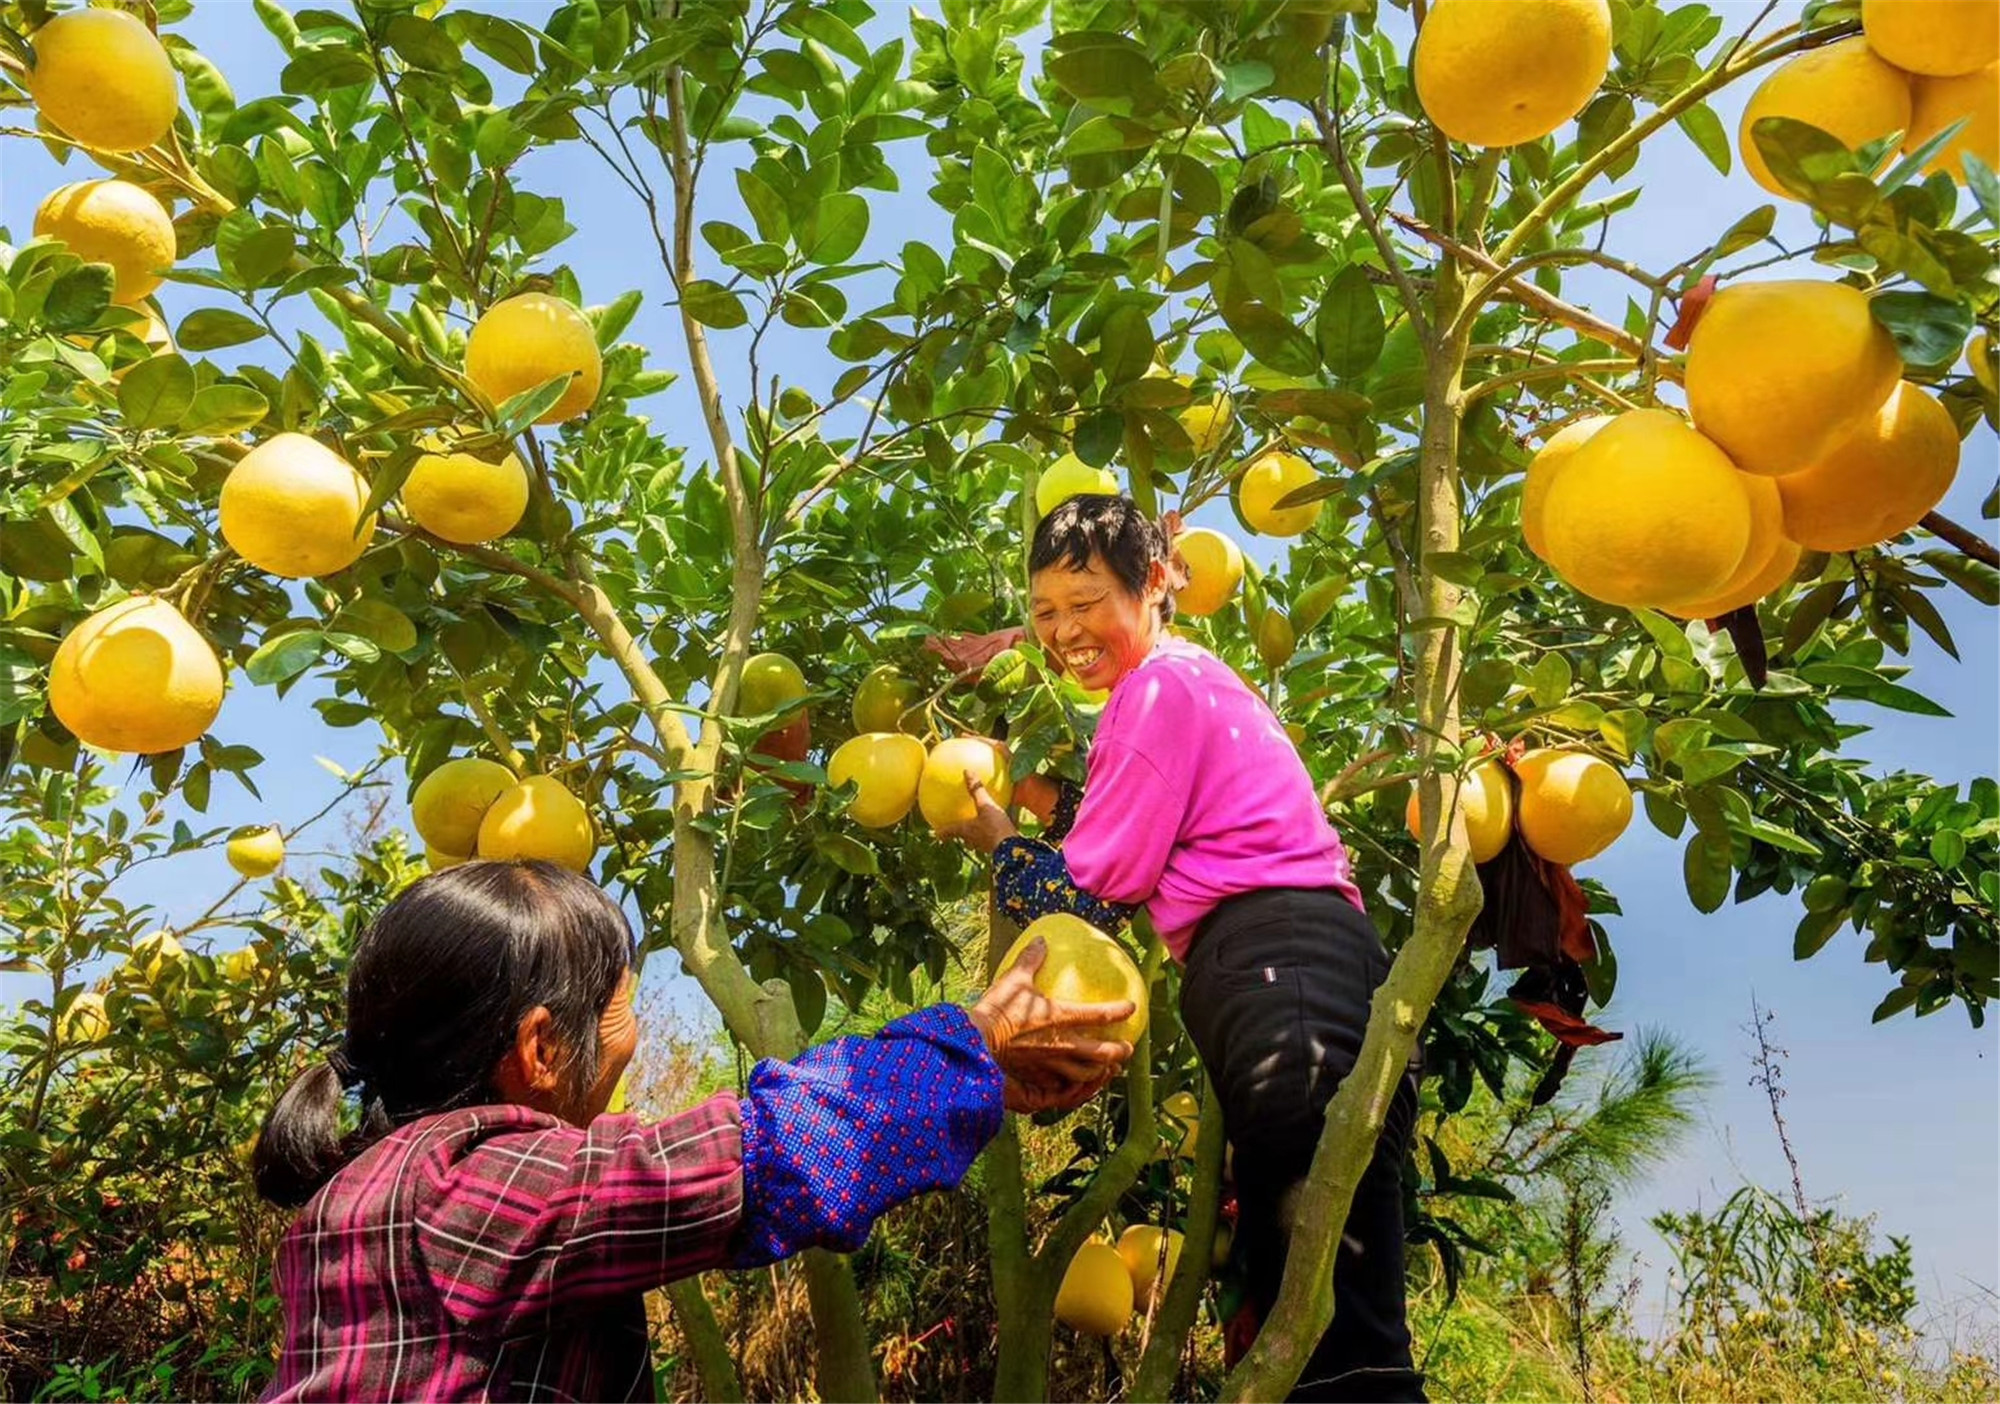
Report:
251,1058,388,1209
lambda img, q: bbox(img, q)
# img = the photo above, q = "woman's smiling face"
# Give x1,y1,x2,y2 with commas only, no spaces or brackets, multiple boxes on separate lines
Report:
1029,552,1167,691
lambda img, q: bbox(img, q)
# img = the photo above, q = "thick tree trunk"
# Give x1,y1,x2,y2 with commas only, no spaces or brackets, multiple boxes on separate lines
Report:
663,1277,744,1403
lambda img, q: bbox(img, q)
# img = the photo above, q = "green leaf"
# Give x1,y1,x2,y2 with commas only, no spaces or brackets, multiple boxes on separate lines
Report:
1530,652,1572,708
1675,102,1731,175
43,265,114,333
385,14,459,71
781,6,869,65
816,832,880,876
179,384,269,436
117,353,196,431
1870,985,1920,1023
1315,265,1386,380
176,308,266,351
279,49,375,96
1098,304,1156,388
681,280,748,330
1794,908,1844,960
1739,816,1820,857
1221,300,1320,376
1581,922,1617,1007
244,629,323,685
1683,830,1732,914
1849,682,1952,717
592,289,644,348
1869,290,1974,371
799,192,869,265
1424,552,1484,589
1749,115,1864,201
1074,410,1123,468
1710,204,1776,261
736,168,789,245
1045,43,1162,116
332,598,417,654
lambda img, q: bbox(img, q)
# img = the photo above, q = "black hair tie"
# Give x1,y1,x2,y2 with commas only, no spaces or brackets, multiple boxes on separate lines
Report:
326,1048,364,1090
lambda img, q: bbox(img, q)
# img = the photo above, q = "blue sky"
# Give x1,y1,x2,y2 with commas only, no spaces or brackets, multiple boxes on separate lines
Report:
4,0,1994,1333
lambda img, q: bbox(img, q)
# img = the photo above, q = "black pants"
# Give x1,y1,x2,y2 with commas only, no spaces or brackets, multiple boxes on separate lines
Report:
1179,887,1426,1403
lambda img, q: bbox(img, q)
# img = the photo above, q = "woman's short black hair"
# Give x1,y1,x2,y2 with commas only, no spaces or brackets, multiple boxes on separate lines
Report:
252,861,633,1208
1028,493,1177,622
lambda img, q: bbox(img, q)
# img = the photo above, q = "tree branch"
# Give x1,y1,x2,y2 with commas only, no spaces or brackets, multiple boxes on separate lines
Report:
1313,97,1429,339
1921,510,2000,569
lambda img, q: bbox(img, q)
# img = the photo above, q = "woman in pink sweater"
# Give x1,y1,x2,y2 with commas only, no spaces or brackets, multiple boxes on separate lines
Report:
940,494,1423,1403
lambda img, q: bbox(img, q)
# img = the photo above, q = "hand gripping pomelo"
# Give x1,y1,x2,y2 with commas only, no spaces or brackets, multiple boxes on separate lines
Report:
918,736,1012,830
994,912,1149,1047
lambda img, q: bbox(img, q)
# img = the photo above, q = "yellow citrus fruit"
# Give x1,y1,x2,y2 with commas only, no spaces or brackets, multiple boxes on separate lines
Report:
1862,0,2000,76
61,992,110,1044
221,433,377,579
918,735,1013,831
827,732,927,828
219,946,262,984
402,444,528,545
1906,65,2000,178
74,306,175,382
1055,1241,1133,1336
1684,280,1904,478
27,9,179,153
1514,749,1633,866
1255,605,1296,670
1540,409,1754,610
1666,474,1798,620
226,826,284,879
1037,453,1119,516
1413,0,1613,148
1738,38,1912,198
1117,1225,1185,1301
1159,1090,1200,1158
1777,381,1961,552
852,663,923,734
1520,416,1612,562
426,845,470,870
996,912,1149,1046
465,293,602,424
33,180,176,305
476,775,596,872
1237,450,1324,537
1177,390,1235,455
1174,527,1244,616
1404,758,1517,863
126,931,185,985
606,1072,630,1114
410,756,517,857
50,596,224,755
738,652,807,717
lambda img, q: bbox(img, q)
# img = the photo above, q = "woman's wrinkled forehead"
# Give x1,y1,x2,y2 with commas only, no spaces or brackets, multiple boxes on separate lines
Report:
1030,555,1119,607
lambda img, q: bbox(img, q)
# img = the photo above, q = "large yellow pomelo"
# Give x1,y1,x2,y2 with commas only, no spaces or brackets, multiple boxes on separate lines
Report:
1404,758,1516,863
1684,280,1904,478
476,775,597,872
226,827,285,879
34,180,176,305
426,845,470,870
1906,65,2000,178
1539,410,1754,610
1520,416,1612,562
1037,453,1119,516
465,293,602,424
827,732,927,828
918,736,1012,830
851,663,923,734
1514,750,1633,866
1117,1225,1185,1300
219,946,263,984
61,992,110,1045
50,596,223,754
1777,381,1961,552
1174,527,1243,617
125,931,185,986
1665,474,1798,619
1237,450,1323,537
1862,0,2000,76
1177,389,1235,455
995,912,1149,1046
738,652,807,717
221,433,376,578
28,9,180,153
403,444,528,545
1413,0,1613,148
1738,38,1912,198
1055,1241,1133,1336
410,756,518,856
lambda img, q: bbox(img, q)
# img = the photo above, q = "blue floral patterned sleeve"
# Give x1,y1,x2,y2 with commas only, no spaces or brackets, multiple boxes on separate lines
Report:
731,1005,1003,1266
993,835,1135,933
1042,779,1085,842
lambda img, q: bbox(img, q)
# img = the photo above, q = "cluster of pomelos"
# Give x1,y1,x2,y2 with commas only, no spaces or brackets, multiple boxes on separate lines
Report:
1526,278,1959,617
1405,748,1633,869
407,758,597,873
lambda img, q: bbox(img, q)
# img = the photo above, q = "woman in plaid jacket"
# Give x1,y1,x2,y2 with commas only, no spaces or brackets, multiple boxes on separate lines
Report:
252,859,1132,1402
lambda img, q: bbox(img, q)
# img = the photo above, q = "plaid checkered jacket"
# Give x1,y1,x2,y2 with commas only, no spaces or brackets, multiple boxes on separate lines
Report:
262,1006,1002,1401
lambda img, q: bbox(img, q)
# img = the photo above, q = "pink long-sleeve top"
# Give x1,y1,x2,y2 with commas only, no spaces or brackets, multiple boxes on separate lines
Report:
997,635,1364,960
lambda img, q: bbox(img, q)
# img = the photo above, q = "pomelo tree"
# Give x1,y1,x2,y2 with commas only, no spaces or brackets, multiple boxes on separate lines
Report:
1,0,1994,1399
